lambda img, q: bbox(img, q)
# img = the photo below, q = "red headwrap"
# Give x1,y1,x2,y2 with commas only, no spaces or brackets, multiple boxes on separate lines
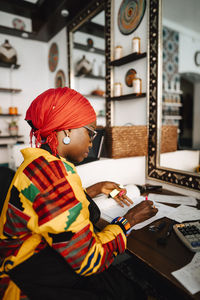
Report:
25,87,96,155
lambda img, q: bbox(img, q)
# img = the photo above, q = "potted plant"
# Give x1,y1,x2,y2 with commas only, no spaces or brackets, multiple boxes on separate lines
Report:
8,120,18,136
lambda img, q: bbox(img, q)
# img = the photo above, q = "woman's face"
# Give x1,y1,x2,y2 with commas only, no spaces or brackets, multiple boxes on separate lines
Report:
57,121,97,163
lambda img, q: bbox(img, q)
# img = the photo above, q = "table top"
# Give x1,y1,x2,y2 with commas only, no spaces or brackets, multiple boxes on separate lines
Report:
96,189,200,300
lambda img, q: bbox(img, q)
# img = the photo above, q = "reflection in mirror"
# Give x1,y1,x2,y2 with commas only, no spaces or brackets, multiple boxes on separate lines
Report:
69,6,106,127
147,0,200,192
159,0,200,173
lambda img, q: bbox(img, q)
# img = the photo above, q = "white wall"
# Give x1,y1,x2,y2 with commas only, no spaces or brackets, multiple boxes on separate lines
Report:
112,0,147,126
0,34,48,163
47,28,68,88
0,26,68,164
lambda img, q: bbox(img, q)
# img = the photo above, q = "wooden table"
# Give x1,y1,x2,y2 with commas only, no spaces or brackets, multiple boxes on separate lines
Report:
96,189,200,300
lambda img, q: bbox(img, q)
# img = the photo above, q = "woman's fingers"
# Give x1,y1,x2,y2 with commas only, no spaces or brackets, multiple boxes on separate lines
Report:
114,193,133,207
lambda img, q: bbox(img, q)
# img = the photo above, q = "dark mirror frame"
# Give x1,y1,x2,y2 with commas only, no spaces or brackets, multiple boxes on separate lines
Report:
147,0,200,192
67,0,112,127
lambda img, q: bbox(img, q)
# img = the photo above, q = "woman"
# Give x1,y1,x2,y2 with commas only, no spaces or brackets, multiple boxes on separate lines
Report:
0,87,158,300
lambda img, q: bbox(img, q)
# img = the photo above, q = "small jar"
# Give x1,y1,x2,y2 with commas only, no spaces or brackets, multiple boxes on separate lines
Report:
9,107,15,115
114,82,122,97
114,46,123,60
132,78,142,94
132,37,141,54
14,107,18,115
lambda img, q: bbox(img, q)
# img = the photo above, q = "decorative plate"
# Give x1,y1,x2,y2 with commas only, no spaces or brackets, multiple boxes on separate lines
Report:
48,43,58,72
12,18,26,31
55,70,66,88
125,68,137,87
118,0,146,35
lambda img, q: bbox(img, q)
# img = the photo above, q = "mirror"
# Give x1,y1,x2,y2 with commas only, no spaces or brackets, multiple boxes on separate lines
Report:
147,0,200,191
67,0,112,128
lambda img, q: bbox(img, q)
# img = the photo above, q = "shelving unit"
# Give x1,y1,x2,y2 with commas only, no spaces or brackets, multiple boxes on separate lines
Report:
162,89,183,129
0,63,23,148
110,52,146,67
108,93,146,101
0,114,21,117
109,51,147,103
0,88,22,93
74,42,104,55
0,135,23,139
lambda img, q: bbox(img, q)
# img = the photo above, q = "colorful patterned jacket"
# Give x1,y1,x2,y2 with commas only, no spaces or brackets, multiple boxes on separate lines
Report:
0,148,127,299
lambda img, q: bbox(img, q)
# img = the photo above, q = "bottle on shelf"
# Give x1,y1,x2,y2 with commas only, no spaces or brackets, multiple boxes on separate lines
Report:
92,58,98,76
132,77,142,94
114,82,122,96
132,37,141,54
114,46,123,60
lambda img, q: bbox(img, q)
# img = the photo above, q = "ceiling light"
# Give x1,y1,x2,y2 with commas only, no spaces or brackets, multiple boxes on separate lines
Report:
21,32,29,38
61,9,69,17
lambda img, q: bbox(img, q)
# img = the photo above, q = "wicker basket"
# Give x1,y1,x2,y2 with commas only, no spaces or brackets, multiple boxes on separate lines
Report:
104,125,177,158
161,125,178,153
105,126,148,158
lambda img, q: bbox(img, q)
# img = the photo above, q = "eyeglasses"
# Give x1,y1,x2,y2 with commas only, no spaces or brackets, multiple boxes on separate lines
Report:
83,126,98,141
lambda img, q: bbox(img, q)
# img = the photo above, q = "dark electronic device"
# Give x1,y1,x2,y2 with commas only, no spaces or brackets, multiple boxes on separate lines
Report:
136,184,162,194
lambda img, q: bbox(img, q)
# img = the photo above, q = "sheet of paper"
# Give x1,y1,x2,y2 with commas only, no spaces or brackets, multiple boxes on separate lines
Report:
148,193,197,206
94,185,177,230
167,205,200,223
100,201,176,230
172,253,200,295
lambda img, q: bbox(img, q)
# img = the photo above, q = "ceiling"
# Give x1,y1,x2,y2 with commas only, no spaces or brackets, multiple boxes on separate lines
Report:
0,0,93,42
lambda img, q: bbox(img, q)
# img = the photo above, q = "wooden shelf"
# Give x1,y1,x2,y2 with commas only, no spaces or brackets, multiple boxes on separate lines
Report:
75,74,105,80
163,102,182,107
0,88,22,93
83,94,105,98
74,43,104,55
163,115,182,120
163,90,183,95
110,52,147,67
0,61,20,69
0,114,21,117
108,93,146,101
0,135,23,139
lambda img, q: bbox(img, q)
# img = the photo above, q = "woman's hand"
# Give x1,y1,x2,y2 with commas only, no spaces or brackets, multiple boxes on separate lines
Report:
86,181,133,207
124,200,158,227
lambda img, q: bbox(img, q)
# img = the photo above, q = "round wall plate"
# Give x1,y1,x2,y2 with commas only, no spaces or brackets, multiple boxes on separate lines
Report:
125,68,137,87
48,43,58,72
12,18,26,31
118,0,146,35
55,70,66,88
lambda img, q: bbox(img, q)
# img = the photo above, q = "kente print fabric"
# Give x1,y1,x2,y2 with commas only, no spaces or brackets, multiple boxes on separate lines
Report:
0,148,126,299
